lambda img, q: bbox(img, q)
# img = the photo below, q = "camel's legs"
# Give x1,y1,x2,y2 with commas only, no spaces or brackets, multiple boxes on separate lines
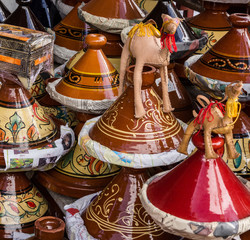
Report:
134,62,146,118
178,121,196,155
160,66,174,113
225,131,240,159
204,127,219,159
118,41,131,96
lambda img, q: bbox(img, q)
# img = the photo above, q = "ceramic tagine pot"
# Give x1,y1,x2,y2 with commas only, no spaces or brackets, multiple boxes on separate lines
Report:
62,0,79,6
78,64,188,240
143,0,207,60
153,62,193,123
140,132,250,239
0,1,10,23
186,13,250,177
188,0,231,54
28,216,66,240
0,73,73,238
53,0,97,58
4,0,46,32
33,34,121,198
79,0,145,58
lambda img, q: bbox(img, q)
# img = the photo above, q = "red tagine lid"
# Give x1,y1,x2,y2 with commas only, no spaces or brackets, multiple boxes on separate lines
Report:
81,0,144,19
190,13,250,83
147,132,250,222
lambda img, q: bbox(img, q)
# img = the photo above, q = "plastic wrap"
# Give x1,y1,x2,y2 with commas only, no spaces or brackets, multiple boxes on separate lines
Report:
0,24,54,89
78,116,195,168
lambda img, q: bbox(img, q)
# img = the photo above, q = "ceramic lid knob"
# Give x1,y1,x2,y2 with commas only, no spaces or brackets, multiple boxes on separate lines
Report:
16,0,32,6
85,34,107,49
229,13,250,28
35,216,65,240
126,65,156,87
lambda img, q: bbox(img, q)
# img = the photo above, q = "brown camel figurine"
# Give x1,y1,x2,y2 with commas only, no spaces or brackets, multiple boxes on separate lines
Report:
118,14,181,118
178,81,243,159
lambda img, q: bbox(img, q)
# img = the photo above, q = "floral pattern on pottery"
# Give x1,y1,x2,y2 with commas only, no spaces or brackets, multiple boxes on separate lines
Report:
55,142,120,178
0,184,48,225
0,102,56,145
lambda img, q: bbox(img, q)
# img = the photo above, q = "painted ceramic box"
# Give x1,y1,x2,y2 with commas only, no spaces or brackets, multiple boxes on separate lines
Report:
0,24,53,89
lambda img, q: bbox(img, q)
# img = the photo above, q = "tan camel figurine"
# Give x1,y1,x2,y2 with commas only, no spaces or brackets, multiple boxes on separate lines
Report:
178,81,243,159
118,14,181,118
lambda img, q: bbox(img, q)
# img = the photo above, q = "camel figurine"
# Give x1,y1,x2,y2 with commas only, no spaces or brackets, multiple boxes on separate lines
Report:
118,14,181,118
178,81,243,160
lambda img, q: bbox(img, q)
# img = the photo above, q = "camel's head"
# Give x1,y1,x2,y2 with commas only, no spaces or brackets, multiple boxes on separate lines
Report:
161,14,181,35
225,81,243,99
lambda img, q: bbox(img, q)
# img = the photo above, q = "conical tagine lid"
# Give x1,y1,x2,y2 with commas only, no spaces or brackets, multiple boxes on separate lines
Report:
190,13,250,83
4,0,46,32
0,74,57,147
53,1,96,51
141,133,250,239
0,0,10,23
81,0,144,19
48,34,119,113
89,65,184,154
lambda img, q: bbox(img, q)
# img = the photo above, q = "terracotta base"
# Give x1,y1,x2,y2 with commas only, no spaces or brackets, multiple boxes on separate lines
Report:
33,142,121,198
0,172,48,239
82,167,185,240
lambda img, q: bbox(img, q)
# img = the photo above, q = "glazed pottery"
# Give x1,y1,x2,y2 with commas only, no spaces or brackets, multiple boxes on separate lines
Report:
0,1,10,23
44,0,62,28
153,63,193,123
48,34,119,114
4,0,46,32
135,0,157,13
30,0,51,28
188,1,231,54
0,172,48,239
140,132,250,239
82,167,183,240
37,78,78,128
143,0,207,60
62,0,79,6
33,216,65,240
89,65,184,154
190,13,250,83
222,110,250,179
34,110,121,198
53,1,97,51
80,0,145,57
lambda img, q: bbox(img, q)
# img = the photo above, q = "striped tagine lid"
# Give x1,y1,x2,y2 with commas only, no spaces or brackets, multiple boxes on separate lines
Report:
53,1,96,51
47,34,119,114
55,34,119,100
189,13,250,83
141,133,250,239
0,73,59,168
89,65,184,154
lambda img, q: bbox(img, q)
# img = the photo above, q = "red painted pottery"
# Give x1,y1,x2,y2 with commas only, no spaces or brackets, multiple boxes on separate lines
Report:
0,74,59,169
89,65,184,154
142,132,250,239
82,167,184,240
55,34,119,101
153,63,193,123
33,216,65,240
0,172,48,239
4,0,46,32
190,13,250,83
188,1,231,54
80,0,145,57
0,1,10,22
53,1,97,51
